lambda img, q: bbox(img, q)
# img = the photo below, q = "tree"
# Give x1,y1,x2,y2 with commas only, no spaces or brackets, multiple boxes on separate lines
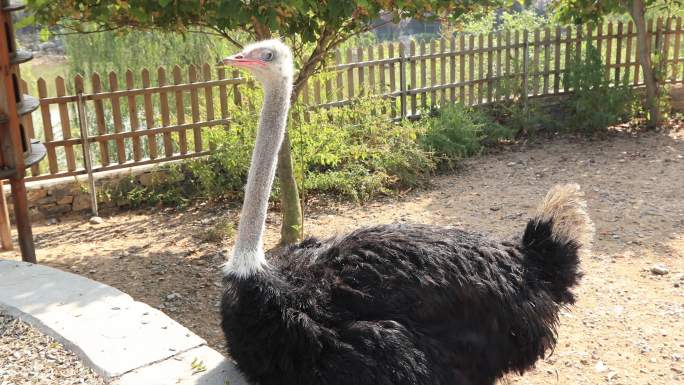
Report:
25,0,507,244
553,0,681,128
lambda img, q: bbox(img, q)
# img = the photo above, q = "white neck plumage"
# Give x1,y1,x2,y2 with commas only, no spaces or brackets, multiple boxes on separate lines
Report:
223,77,293,278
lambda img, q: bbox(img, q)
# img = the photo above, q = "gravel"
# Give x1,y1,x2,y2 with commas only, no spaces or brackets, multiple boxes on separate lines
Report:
0,313,105,385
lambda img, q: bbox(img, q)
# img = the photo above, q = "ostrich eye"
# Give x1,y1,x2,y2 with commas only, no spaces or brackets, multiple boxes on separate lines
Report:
263,51,274,61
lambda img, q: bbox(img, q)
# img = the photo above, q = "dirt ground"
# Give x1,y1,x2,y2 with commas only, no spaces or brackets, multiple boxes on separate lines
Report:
4,128,684,385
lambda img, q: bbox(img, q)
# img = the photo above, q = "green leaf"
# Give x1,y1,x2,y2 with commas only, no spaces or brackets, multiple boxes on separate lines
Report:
158,0,173,7
14,14,36,29
190,357,207,374
39,27,50,42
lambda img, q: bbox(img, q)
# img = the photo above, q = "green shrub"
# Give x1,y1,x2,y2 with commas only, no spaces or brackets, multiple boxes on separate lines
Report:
500,10,548,31
291,95,434,201
419,103,513,168
105,90,434,206
102,166,187,208
484,57,556,137
563,45,638,132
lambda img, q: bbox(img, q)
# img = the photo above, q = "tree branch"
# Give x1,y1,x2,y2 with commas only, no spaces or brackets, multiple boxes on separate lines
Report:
292,26,335,98
207,26,244,49
51,24,126,35
291,18,393,98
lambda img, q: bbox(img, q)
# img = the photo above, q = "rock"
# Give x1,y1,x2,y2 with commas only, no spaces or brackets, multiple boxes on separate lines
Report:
89,216,104,225
595,361,607,373
138,172,155,187
36,196,57,206
56,195,74,205
165,293,181,301
38,41,56,51
27,189,47,201
650,264,669,275
51,188,70,202
46,218,58,225
72,194,92,211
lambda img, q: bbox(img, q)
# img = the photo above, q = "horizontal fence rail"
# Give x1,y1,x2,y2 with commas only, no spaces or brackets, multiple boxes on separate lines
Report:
21,17,684,183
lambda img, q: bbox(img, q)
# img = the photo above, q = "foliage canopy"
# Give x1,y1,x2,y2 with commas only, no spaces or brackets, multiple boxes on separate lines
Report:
26,1,507,45
551,0,679,23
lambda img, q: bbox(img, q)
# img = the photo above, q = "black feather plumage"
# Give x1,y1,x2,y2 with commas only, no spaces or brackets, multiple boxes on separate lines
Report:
222,219,583,385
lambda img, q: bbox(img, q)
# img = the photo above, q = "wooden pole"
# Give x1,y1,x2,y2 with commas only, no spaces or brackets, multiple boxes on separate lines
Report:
399,41,407,119
522,31,530,110
0,180,12,251
77,91,98,217
0,7,37,263
9,178,35,262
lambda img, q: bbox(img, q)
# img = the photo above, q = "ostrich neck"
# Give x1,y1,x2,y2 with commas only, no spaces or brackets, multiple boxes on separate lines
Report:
227,77,292,277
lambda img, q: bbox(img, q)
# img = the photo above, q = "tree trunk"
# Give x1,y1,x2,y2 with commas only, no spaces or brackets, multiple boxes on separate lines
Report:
276,129,303,244
630,0,661,128
251,23,303,245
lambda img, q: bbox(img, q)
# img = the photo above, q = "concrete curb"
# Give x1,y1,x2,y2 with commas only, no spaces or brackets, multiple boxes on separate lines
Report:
0,260,249,385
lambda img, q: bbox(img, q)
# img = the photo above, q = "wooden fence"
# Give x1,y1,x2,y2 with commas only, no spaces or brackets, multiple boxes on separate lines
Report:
22,17,684,183
22,64,245,181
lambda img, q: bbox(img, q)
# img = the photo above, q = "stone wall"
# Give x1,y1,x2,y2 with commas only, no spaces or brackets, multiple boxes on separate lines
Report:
2,164,174,222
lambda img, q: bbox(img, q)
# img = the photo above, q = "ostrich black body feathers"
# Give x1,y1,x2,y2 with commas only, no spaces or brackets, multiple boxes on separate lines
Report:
221,215,586,385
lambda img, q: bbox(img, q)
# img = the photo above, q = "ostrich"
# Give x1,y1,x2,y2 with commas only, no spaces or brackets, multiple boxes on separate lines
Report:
220,39,593,385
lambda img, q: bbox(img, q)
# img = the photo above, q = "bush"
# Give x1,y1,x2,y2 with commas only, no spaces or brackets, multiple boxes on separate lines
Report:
563,45,638,132
419,103,513,168
101,167,187,208
105,90,434,206
500,10,548,31
483,57,557,137
291,96,434,201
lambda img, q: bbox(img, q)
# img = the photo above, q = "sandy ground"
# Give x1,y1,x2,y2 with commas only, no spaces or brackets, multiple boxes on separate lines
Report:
0,314,104,385
3,128,683,385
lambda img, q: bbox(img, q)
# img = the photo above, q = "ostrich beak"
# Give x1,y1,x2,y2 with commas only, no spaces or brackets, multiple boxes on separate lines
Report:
222,53,266,68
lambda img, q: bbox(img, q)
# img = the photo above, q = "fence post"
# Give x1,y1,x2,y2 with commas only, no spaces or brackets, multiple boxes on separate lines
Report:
76,91,99,217
655,18,665,85
522,31,530,111
399,40,407,119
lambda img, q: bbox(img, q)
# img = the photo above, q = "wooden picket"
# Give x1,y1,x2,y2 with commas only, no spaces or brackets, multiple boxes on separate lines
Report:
141,68,157,159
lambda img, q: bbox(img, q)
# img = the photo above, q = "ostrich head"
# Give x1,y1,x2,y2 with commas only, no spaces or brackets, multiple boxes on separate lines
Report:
223,39,294,86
